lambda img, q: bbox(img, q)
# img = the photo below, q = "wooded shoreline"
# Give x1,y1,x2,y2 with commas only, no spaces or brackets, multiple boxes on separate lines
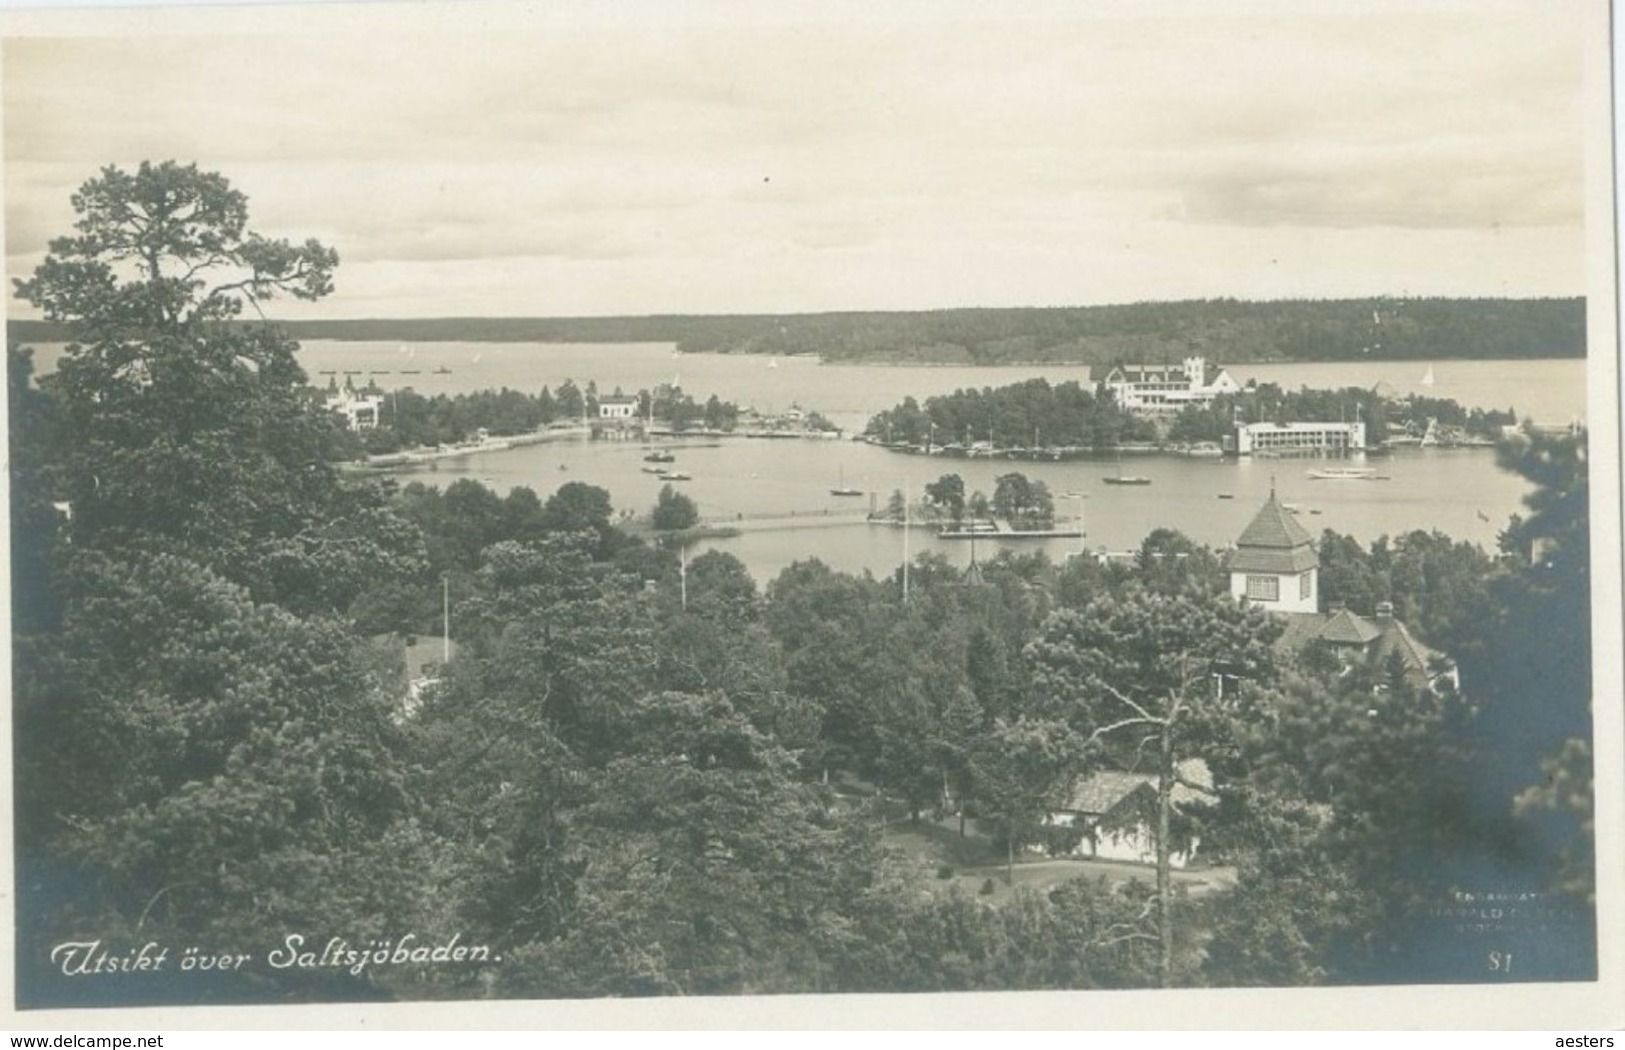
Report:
8,296,1586,366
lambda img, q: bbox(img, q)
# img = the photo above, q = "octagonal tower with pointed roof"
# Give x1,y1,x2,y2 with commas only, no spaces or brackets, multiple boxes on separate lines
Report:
1229,489,1318,612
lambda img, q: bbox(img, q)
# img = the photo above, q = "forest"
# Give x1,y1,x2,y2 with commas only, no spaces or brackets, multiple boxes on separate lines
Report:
9,296,1584,367
8,162,1597,1007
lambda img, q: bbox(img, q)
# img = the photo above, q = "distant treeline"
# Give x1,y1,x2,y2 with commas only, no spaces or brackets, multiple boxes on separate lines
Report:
7,297,1585,364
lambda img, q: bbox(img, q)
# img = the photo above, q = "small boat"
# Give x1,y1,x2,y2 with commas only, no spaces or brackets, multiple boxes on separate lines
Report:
1307,467,1378,480
433,366,452,375
400,369,421,375
641,466,666,475
644,451,676,463
661,471,693,481
830,466,864,497
1104,451,1150,486
1217,493,1234,500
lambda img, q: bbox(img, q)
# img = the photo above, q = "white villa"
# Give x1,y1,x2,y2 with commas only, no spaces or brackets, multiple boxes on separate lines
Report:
326,387,383,430
597,394,640,421
1097,356,1241,415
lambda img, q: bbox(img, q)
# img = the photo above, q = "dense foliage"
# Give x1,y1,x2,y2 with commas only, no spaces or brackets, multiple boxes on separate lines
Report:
866,379,1156,449
9,163,1596,1008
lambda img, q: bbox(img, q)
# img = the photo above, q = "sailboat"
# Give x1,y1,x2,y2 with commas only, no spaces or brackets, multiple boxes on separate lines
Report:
767,357,779,369
1103,450,1151,486
830,466,863,497
1420,364,1436,387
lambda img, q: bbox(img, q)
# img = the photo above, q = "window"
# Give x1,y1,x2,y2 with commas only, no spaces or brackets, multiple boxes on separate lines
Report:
1246,575,1279,602
1300,573,1313,600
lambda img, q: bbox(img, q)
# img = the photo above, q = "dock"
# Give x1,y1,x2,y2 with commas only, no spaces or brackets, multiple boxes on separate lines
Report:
938,527,1084,540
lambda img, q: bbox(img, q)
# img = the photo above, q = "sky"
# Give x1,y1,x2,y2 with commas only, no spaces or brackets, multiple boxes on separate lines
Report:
1,0,1595,320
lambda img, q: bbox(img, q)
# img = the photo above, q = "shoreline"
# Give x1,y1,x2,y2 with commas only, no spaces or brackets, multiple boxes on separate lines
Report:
340,426,587,470
341,422,849,473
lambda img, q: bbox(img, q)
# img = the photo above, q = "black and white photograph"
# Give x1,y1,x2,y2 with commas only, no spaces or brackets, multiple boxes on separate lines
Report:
2,0,1620,1029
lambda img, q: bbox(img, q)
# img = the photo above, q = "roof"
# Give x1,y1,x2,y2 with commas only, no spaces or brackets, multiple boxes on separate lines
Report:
1236,493,1315,550
1372,619,1450,684
598,394,640,405
404,635,457,678
1063,759,1213,815
1275,612,1333,652
1229,546,1320,574
1106,363,1187,383
1269,609,1455,690
1238,421,1362,434
1067,771,1153,815
1318,608,1382,646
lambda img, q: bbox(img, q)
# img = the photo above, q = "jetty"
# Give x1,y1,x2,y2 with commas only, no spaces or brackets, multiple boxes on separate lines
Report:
938,526,1083,540
342,425,586,471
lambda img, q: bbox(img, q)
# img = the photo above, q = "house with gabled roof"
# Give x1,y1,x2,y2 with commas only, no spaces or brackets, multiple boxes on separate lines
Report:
597,394,640,421
1097,356,1239,416
1047,759,1213,867
1228,492,1458,693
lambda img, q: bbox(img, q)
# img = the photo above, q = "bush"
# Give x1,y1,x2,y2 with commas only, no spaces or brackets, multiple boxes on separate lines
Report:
936,865,955,880
980,878,997,896
651,484,700,531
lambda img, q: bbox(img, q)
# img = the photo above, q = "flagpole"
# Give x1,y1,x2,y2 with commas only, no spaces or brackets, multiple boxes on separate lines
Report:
902,480,910,605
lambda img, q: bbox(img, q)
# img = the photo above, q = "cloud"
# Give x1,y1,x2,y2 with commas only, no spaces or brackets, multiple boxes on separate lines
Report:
3,5,1592,316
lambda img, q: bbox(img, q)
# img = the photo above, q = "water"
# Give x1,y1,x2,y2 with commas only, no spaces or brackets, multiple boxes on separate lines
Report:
26,340,1588,584
399,432,1540,581
27,340,1587,429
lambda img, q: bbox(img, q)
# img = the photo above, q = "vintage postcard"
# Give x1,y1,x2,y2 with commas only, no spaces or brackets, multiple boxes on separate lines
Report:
1,0,1620,1031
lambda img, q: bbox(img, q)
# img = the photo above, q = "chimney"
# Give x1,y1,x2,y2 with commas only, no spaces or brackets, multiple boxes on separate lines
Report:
1328,600,1345,614
1374,601,1394,623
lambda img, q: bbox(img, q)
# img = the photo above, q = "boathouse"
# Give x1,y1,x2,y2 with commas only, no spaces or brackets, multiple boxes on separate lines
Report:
1231,420,1367,456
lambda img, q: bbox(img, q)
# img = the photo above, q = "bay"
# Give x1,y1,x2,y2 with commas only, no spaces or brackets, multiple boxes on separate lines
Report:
284,342,1585,583
24,339,1588,582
